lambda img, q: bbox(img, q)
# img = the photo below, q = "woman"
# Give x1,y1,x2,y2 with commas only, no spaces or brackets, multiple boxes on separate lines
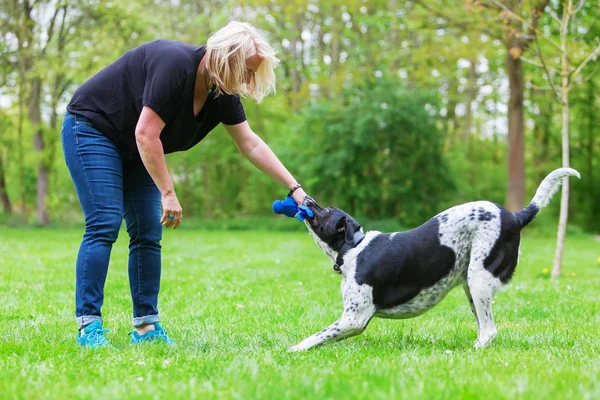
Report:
62,21,308,348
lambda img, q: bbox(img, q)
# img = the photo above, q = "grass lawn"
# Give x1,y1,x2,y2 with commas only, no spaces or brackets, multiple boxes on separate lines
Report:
0,226,599,399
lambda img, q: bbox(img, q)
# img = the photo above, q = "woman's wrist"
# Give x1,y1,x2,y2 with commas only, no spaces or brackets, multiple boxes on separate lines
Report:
287,183,302,197
161,187,175,197
291,187,307,205
136,138,175,198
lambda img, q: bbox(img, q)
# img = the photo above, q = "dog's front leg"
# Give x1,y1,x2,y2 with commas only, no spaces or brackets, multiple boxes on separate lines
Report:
288,280,376,353
287,307,375,352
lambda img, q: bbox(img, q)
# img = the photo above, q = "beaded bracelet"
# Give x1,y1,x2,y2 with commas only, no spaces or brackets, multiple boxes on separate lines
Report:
287,184,302,197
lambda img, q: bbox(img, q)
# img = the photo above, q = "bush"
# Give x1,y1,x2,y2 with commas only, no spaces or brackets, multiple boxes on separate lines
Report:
293,79,456,227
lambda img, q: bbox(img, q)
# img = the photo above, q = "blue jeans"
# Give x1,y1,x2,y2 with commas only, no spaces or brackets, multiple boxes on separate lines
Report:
61,112,163,329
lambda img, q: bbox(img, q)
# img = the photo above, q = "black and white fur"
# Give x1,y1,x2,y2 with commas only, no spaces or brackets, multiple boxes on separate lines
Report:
289,168,580,352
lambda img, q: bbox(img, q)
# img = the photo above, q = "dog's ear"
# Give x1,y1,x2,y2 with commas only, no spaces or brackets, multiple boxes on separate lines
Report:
337,217,358,244
336,216,347,234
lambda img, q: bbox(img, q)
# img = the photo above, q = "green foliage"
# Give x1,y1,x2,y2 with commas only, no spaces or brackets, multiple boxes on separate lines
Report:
445,138,506,206
0,0,598,233
294,79,455,226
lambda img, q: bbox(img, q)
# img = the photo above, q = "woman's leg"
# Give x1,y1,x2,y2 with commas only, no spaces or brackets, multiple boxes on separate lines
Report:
61,113,124,330
122,156,163,328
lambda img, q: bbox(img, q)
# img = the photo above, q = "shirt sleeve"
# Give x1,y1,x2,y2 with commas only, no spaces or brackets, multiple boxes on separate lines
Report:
219,95,247,125
142,44,188,123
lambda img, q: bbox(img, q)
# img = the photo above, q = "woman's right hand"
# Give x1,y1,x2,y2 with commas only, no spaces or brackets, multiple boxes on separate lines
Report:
160,192,183,229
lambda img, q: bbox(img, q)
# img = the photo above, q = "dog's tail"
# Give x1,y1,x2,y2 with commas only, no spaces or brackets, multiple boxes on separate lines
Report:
513,168,580,228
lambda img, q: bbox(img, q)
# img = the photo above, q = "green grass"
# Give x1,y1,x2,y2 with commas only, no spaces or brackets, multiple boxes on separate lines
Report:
0,227,599,399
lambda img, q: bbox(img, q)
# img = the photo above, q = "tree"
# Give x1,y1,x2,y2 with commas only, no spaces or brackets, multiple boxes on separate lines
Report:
472,0,550,212
0,0,597,230
532,0,600,277
413,1,549,211
0,29,13,215
0,112,12,214
5,0,68,223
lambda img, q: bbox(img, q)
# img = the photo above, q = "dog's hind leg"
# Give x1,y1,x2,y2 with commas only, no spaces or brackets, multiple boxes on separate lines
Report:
462,282,479,330
467,264,502,349
288,285,376,352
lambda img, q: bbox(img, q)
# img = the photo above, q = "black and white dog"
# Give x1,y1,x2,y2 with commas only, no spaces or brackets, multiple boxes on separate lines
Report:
289,168,580,352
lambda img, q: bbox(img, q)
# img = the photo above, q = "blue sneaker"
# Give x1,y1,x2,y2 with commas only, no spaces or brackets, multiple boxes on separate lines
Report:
77,321,111,349
129,322,175,345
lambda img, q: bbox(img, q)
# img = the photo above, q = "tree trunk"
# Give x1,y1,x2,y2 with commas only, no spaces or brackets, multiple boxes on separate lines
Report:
182,164,192,218
15,0,36,216
552,89,570,278
17,73,27,212
0,155,12,213
202,164,213,219
29,77,50,225
290,13,302,103
444,78,459,151
552,3,572,278
462,56,477,142
331,3,339,74
390,0,399,70
505,50,525,212
532,86,552,183
585,80,595,191
585,80,597,232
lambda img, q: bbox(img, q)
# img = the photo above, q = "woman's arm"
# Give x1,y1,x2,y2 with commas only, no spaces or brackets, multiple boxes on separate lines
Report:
135,106,182,228
224,120,308,204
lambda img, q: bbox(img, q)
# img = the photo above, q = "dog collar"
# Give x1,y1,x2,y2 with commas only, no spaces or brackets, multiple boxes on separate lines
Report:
333,231,365,274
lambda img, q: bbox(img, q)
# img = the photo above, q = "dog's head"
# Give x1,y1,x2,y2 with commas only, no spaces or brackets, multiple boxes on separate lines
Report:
302,196,363,262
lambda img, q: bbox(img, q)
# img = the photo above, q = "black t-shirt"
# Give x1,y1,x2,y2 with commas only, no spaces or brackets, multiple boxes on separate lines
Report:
67,40,246,154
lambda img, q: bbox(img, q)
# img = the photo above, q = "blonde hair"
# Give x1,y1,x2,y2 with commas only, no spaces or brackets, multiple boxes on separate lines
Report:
204,21,279,103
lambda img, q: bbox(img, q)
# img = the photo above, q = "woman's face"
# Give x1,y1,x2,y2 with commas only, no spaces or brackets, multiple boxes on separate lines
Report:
244,54,263,84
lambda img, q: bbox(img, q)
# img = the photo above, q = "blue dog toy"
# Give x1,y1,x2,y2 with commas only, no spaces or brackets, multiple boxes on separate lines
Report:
272,196,314,221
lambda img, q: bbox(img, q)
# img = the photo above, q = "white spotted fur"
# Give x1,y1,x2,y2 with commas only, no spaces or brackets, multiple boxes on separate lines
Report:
304,220,340,262
376,201,502,320
293,202,505,351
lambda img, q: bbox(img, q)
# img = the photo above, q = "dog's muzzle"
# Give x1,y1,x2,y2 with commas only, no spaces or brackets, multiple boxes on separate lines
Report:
302,196,322,223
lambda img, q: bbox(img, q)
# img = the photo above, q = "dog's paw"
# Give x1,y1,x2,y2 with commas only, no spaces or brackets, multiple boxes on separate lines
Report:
287,344,306,353
474,332,497,349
